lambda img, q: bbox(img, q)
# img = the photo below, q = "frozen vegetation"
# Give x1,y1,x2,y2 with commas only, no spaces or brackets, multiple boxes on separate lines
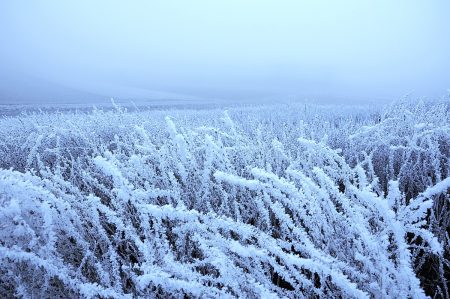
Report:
0,101,449,298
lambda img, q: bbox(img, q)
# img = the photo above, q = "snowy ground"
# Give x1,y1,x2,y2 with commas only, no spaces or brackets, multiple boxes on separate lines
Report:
0,99,223,116
0,100,449,298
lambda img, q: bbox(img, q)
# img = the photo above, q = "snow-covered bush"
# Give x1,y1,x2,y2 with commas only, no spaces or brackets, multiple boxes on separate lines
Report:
0,101,448,298
348,100,450,297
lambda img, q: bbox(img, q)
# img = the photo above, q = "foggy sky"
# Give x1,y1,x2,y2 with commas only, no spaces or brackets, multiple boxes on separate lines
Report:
1,0,450,104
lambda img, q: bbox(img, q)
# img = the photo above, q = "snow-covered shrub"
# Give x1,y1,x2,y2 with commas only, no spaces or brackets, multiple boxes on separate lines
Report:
0,101,448,298
348,100,450,297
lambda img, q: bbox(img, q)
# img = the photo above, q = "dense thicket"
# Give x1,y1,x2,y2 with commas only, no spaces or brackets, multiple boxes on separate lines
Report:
0,101,448,298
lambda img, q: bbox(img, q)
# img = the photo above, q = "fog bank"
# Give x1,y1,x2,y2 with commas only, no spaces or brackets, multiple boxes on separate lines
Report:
1,0,449,104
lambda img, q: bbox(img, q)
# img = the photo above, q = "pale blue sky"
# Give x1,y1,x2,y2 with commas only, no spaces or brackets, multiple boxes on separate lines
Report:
1,0,449,103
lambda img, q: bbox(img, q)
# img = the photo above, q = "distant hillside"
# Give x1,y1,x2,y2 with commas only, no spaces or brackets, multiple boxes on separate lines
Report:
0,72,107,104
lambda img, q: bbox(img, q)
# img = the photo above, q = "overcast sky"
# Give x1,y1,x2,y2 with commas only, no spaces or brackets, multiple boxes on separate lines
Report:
1,0,449,104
